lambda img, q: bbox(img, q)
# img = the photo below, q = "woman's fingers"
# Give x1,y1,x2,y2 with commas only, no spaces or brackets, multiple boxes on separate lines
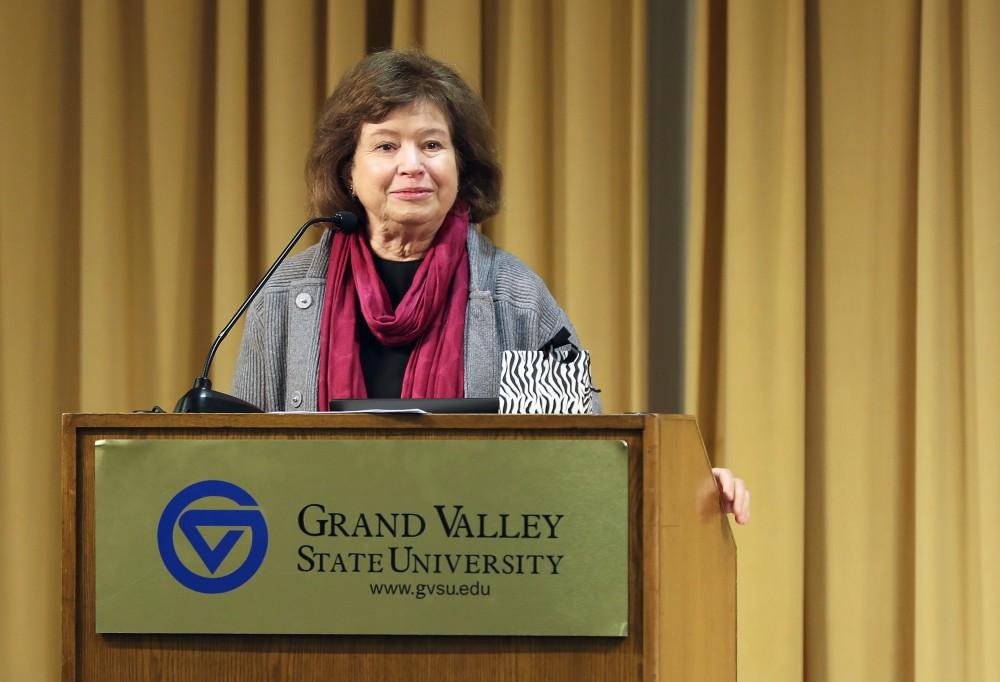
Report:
712,467,735,501
732,477,746,514
711,467,750,525
735,489,750,525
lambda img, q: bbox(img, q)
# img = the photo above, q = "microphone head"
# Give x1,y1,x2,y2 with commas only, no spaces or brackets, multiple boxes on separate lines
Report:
332,211,359,233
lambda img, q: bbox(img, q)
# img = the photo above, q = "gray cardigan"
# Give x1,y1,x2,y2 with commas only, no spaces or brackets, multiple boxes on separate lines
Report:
232,226,590,412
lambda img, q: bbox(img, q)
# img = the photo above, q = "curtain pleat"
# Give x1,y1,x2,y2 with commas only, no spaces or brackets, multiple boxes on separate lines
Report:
914,1,967,677
260,1,324,261
688,0,807,678
212,0,252,387
0,2,80,678
423,0,482,91
326,0,367,92
546,0,645,407
483,0,555,274
963,3,1000,674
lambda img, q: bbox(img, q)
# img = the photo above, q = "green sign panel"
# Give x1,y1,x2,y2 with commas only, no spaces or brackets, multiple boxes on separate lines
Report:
95,438,628,636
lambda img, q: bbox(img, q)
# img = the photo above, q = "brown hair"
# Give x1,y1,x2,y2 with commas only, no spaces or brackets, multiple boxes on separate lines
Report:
306,49,502,224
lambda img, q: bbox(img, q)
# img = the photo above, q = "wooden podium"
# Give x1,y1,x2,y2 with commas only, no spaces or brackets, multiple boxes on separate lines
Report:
62,413,735,681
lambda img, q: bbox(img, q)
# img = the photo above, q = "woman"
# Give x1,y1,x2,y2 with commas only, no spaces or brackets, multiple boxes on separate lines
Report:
232,49,749,524
233,49,586,411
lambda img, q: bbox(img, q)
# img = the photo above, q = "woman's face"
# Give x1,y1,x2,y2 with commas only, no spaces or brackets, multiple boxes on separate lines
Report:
351,100,459,236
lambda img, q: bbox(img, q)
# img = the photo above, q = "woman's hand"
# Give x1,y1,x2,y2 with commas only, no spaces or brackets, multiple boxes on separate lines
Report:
712,468,750,525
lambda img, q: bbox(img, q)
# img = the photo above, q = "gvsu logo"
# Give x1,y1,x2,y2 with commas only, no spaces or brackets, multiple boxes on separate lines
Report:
157,480,268,594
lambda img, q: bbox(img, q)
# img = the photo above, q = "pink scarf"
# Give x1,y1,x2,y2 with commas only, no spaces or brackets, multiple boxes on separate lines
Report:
316,207,470,406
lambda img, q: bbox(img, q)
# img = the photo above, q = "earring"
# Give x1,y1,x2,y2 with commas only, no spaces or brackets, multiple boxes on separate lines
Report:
348,182,356,198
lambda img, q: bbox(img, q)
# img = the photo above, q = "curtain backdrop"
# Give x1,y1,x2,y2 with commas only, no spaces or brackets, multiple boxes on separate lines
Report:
0,1,646,679
9,1,997,680
687,0,1000,680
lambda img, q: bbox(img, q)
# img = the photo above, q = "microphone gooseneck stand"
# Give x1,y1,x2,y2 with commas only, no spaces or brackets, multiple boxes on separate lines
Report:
174,212,359,413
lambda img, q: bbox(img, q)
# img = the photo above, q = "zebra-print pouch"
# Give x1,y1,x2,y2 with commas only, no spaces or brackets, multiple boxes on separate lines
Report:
498,348,593,414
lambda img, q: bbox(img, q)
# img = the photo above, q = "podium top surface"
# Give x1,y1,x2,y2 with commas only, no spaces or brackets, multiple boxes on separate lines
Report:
62,413,695,431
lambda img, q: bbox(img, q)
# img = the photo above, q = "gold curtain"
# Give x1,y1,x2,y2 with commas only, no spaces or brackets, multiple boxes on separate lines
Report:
0,1,645,679
688,0,1000,679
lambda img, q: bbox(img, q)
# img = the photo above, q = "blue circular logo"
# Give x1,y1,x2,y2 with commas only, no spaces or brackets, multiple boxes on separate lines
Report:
157,480,269,594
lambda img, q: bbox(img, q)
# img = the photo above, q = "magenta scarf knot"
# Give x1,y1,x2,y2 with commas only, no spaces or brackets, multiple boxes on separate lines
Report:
317,208,470,406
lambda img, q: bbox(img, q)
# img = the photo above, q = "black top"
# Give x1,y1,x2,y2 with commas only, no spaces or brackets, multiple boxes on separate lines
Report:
359,255,422,398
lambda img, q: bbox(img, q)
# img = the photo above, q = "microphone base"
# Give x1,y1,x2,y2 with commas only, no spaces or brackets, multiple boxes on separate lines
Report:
174,379,263,413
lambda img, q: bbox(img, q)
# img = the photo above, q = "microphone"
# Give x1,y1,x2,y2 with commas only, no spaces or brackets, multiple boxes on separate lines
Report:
174,211,359,413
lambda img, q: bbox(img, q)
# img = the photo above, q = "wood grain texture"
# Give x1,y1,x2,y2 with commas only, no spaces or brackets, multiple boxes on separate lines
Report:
61,414,79,682
62,413,735,681
656,415,737,681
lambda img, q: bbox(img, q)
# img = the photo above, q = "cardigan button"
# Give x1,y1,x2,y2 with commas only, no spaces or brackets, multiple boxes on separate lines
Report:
290,391,303,408
295,292,312,309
